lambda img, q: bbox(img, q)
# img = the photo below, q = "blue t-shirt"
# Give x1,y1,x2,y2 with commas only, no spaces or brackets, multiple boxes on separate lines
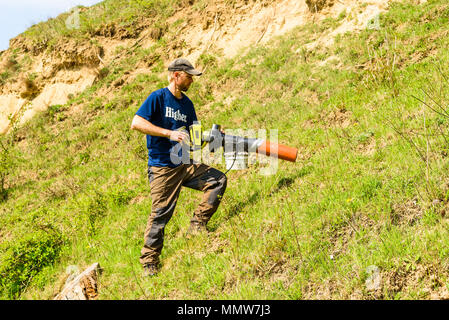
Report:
135,87,197,167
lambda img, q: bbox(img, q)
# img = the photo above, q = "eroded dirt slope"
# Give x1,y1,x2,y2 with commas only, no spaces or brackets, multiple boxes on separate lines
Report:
0,0,389,133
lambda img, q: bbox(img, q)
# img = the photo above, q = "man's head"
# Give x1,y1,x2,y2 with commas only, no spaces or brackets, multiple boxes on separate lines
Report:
167,58,202,92
168,58,202,76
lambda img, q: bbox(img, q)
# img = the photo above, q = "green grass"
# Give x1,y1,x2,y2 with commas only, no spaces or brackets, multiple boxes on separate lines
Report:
19,0,177,51
2,0,449,300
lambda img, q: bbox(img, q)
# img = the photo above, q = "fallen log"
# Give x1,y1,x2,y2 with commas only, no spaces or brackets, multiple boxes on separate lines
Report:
54,262,101,300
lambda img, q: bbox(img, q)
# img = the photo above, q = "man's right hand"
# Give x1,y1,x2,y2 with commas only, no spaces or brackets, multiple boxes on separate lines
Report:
169,130,189,143
131,115,190,143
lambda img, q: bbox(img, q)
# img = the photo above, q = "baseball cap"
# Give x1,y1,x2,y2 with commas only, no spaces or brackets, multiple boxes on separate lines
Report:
167,58,202,76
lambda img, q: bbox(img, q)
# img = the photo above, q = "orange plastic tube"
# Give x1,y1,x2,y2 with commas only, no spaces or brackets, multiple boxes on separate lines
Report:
256,140,298,162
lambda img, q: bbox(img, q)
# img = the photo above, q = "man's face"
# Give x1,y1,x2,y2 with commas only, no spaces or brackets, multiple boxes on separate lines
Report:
175,71,194,92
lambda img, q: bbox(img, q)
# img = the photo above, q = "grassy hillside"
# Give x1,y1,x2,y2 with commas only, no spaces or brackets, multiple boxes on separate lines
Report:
2,0,449,299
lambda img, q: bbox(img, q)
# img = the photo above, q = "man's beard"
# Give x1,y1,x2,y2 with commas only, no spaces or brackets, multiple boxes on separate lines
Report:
179,84,190,92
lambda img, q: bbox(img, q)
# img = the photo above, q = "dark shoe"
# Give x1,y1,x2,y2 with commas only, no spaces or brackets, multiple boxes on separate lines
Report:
187,221,208,237
143,263,159,277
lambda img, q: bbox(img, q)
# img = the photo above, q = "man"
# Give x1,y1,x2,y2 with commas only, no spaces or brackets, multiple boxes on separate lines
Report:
130,58,227,277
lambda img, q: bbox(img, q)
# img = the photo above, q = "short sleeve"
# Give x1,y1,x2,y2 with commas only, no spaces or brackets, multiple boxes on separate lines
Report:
135,92,160,122
192,104,198,123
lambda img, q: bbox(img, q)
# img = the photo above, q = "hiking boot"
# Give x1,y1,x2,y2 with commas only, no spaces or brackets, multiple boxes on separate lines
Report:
187,221,208,237
143,263,159,277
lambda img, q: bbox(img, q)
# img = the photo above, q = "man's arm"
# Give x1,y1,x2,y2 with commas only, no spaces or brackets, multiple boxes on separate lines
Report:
131,115,188,143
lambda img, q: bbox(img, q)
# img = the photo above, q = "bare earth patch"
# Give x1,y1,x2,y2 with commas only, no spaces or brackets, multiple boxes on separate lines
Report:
391,198,423,226
0,0,392,134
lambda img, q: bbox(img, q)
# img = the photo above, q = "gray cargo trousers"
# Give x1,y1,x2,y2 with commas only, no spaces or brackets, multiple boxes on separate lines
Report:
140,162,227,266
